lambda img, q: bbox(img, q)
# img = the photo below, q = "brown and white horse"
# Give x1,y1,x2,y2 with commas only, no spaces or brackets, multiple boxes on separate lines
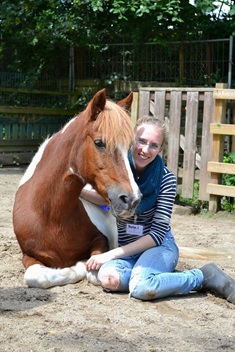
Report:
13,89,141,289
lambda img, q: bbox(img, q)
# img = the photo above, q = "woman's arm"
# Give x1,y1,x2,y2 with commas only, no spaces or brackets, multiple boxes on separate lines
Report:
147,170,177,245
86,234,155,271
80,188,109,206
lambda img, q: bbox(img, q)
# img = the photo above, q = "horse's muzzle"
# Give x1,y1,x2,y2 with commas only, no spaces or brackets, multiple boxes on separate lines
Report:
108,186,142,218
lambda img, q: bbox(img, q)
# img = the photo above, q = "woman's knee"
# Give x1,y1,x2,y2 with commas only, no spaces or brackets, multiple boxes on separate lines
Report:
129,274,159,301
98,267,120,291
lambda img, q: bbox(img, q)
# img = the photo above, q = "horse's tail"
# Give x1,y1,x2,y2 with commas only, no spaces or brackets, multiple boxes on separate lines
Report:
178,246,228,260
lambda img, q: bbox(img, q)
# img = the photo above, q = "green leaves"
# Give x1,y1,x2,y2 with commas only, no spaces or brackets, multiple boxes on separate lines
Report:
0,0,234,74
90,0,105,12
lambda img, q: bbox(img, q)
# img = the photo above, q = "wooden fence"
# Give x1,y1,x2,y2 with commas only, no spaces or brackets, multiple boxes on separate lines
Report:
0,82,128,166
0,87,78,166
0,109,78,166
1,84,234,210
138,87,215,201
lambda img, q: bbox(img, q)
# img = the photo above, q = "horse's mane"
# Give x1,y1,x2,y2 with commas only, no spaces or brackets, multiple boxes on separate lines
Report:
93,100,134,152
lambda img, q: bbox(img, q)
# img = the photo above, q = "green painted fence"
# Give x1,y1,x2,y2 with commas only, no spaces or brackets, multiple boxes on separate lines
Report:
0,80,91,166
0,105,78,166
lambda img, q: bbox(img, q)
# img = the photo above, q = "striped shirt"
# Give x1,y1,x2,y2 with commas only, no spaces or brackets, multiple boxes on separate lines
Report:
117,166,177,246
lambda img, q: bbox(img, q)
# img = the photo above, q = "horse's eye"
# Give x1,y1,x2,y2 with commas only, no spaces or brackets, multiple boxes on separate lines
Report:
94,139,106,149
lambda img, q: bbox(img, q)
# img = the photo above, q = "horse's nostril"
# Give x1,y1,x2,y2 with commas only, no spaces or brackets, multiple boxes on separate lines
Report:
119,195,141,209
119,195,129,204
132,198,140,208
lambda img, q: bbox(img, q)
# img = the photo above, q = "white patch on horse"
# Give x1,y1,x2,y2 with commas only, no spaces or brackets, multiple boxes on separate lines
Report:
61,116,77,134
121,147,141,200
24,261,87,288
80,184,118,249
19,138,51,187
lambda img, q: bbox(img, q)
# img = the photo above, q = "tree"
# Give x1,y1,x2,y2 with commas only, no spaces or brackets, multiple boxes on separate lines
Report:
0,0,234,75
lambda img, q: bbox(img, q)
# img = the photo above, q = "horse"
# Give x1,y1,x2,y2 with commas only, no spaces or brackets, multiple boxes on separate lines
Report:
13,88,141,289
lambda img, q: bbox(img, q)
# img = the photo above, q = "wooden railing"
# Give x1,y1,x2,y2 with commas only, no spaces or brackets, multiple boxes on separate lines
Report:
207,83,235,211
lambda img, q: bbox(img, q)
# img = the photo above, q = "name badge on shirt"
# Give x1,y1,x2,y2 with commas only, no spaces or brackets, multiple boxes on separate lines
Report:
126,223,143,236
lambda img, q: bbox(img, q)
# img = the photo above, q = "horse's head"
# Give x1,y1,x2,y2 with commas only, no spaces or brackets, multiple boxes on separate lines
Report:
70,89,141,218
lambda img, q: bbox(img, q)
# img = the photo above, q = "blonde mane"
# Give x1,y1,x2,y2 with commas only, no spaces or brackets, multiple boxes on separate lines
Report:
94,100,134,151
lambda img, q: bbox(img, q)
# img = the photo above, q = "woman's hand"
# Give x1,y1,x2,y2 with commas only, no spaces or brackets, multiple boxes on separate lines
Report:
86,252,113,271
80,187,109,206
86,234,156,271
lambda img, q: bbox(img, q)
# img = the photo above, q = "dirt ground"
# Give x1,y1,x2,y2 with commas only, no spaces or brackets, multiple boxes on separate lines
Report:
0,168,235,352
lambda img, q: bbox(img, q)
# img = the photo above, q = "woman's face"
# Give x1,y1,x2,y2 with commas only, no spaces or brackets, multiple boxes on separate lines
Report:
132,123,164,174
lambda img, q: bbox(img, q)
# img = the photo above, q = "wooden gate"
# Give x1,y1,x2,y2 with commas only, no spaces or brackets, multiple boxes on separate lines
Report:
138,87,215,201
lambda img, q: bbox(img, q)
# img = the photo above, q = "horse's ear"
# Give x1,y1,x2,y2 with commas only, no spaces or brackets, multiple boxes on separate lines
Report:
117,92,133,112
89,88,106,120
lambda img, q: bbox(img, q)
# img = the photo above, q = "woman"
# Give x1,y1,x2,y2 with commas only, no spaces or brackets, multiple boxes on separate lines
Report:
81,116,235,303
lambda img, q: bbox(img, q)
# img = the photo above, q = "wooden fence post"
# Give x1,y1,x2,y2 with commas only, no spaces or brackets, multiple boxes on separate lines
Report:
208,83,227,212
138,90,150,117
198,91,214,200
167,91,182,177
130,92,139,124
206,83,235,211
181,91,199,198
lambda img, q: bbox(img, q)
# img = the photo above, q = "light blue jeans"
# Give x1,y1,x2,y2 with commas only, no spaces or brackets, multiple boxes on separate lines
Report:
98,231,204,301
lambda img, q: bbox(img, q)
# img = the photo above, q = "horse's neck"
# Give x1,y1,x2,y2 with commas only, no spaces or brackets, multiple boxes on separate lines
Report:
47,171,84,218
44,122,86,181
63,171,84,196
36,129,86,214
35,153,85,214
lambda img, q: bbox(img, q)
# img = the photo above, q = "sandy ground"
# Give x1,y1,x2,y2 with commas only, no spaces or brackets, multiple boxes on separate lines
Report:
0,168,235,352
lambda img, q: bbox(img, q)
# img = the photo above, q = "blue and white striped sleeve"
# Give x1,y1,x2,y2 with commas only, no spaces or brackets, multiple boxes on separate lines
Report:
148,168,177,245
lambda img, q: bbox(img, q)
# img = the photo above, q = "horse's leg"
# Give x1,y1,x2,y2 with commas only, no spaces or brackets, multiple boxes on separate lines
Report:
90,237,109,256
23,254,44,268
22,236,108,288
23,255,87,289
